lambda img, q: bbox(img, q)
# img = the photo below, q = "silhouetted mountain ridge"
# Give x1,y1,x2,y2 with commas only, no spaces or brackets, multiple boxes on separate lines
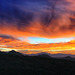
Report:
37,54,51,58
0,50,75,75
8,50,23,56
28,52,75,58
64,56,72,58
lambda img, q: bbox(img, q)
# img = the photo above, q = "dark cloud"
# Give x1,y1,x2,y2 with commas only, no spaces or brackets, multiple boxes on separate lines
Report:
0,34,29,49
0,1,34,28
0,0,75,38
0,35,17,39
0,35,20,44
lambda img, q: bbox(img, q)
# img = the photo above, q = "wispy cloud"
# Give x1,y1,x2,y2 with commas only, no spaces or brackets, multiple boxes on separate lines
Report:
0,0,75,38
0,0,75,54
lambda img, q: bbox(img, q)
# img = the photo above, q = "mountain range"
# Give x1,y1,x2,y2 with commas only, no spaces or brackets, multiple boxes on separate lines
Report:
0,50,75,75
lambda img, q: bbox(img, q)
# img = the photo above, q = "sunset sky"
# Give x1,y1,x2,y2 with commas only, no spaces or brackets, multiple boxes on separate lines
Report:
0,0,75,55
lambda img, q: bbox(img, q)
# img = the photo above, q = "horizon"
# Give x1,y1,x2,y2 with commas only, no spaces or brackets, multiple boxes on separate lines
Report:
1,50,75,58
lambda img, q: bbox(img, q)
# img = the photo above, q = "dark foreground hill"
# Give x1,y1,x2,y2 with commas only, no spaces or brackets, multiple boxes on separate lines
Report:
0,51,75,75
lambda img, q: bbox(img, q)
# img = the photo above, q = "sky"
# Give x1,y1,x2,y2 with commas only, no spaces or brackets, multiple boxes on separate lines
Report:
0,0,75,55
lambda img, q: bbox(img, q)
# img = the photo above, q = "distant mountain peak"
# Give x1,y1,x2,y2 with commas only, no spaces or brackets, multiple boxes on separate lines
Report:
8,50,23,56
64,56,72,59
38,53,51,58
9,50,16,53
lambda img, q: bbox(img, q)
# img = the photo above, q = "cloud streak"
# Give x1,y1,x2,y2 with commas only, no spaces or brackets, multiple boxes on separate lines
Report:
0,36,75,54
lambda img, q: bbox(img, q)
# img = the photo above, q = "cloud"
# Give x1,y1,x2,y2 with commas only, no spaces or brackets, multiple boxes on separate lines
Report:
0,35,19,44
0,34,75,54
0,35,30,50
0,0,75,53
0,0,75,56
0,0,75,38
18,50,42,54
0,35,18,40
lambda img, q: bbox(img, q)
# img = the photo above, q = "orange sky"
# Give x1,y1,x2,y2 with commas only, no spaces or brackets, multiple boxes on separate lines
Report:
0,0,75,55
0,37,75,54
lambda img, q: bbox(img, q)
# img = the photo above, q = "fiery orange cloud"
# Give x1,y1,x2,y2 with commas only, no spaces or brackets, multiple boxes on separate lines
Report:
0,20,75,39
0,0,75,39
0,36,75,55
